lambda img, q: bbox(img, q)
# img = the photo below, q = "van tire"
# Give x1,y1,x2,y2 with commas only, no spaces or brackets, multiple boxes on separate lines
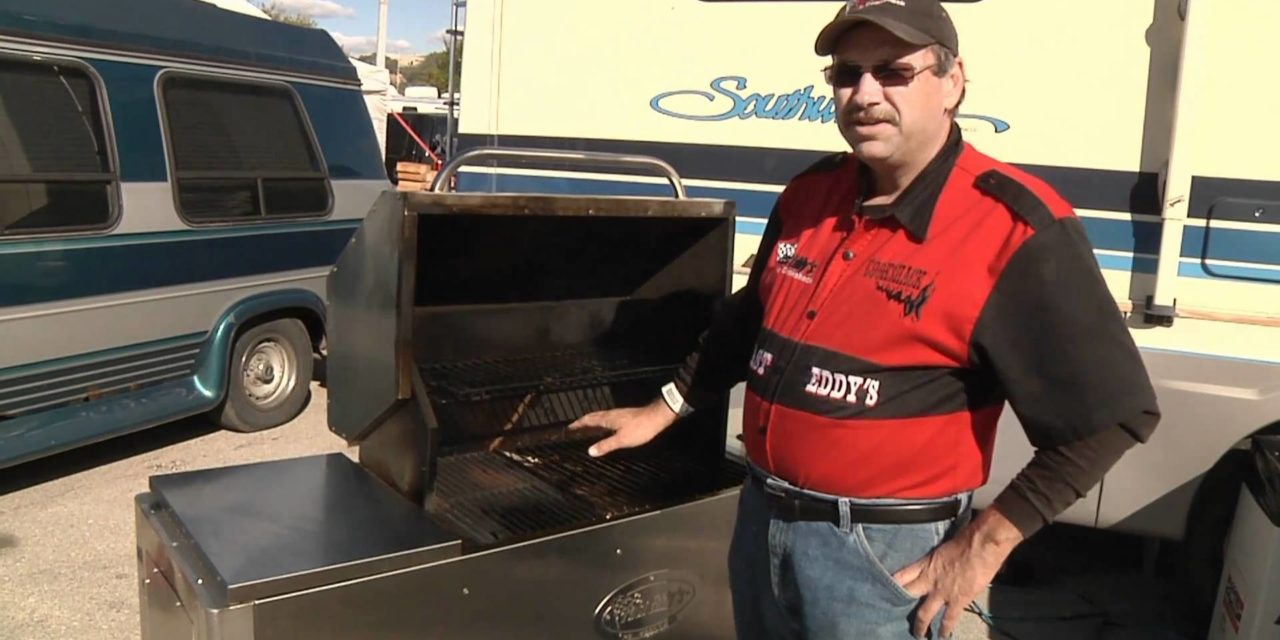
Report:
214,318,314,433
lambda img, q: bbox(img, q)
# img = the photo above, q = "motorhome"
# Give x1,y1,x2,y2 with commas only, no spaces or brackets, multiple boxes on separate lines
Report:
453,0,1280,612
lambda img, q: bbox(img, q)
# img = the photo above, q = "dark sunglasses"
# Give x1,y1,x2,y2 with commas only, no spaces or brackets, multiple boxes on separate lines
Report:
823,61,940,89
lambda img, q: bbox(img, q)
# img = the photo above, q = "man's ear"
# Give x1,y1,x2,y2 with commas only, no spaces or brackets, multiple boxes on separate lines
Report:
945,56,966,113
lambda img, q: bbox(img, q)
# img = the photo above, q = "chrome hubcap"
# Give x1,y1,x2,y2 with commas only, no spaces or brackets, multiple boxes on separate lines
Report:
241,339,295,408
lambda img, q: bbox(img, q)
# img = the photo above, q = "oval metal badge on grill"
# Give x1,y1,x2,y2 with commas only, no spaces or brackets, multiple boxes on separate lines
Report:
594,570,697,639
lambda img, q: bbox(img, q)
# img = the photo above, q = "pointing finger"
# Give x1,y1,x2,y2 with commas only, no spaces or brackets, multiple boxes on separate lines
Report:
588,434,627,458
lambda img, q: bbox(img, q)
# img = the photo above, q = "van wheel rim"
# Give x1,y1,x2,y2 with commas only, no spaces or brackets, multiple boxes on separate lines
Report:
242,339,295,409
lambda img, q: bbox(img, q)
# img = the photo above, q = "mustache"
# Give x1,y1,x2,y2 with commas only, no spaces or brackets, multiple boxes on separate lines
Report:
844,106,899,126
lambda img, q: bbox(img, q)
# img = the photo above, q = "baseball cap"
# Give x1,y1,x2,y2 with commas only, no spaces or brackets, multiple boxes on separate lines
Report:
814,0,959,57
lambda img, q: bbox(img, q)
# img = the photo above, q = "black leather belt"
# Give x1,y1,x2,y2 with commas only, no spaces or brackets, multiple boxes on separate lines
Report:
756,477,962,525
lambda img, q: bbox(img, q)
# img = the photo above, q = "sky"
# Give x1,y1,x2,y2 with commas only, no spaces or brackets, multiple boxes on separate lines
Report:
270,0,462,56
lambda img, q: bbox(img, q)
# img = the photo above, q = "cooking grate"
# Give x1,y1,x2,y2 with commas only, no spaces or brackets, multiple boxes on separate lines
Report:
428,450,599,547
431,385,623,438
419,349,677,402
428,438,744,547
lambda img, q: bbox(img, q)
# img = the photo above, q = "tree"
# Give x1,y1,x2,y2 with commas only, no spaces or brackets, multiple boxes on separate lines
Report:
352,35,462,94
254,1,317,28
400,55,438,89
400,38,462,95
357,53,400,76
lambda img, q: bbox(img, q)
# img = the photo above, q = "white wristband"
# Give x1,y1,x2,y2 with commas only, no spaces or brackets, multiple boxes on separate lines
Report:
661,382,694,417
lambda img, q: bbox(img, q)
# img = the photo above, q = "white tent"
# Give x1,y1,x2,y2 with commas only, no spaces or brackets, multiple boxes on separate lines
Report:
349,57,393,156
193,0,269,18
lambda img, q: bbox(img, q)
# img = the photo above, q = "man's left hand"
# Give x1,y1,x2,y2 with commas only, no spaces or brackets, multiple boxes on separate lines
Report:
892,508,1024,639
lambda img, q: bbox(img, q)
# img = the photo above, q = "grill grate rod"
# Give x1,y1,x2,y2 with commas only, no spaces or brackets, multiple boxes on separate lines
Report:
420,349,678,402
427,439,744,547
429,451,600,546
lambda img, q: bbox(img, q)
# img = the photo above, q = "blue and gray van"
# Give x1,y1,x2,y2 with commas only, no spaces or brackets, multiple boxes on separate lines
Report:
0,0,389,467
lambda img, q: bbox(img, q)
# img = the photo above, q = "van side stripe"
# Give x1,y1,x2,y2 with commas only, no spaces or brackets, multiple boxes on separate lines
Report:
0,223,357,309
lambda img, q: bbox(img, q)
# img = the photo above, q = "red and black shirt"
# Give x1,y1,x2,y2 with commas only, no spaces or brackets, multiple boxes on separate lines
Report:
675,127,1160,531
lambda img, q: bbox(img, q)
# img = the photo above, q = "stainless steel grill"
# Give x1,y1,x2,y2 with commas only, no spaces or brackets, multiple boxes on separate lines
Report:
136,149,748,640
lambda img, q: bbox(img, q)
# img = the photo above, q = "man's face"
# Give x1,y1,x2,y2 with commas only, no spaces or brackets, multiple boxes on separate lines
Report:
830,24,962,166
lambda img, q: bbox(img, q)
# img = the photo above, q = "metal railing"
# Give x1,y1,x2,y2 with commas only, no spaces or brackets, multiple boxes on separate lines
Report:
429,146,688,199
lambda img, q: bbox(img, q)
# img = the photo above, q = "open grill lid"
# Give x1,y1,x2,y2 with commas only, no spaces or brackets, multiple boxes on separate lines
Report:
325,148,736,506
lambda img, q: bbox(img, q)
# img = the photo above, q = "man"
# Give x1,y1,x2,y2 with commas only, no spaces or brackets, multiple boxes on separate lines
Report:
570,1,1161,638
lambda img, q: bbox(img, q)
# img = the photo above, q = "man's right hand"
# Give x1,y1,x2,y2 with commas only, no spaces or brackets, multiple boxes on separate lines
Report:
568,398,679,457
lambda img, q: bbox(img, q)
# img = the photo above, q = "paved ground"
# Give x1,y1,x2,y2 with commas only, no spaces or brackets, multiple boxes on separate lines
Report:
0,383,353,640
0,383,1198,640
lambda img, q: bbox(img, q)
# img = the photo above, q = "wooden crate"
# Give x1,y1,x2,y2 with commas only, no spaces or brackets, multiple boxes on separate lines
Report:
396,162,434,179
395,161,437,192
396,179,429,192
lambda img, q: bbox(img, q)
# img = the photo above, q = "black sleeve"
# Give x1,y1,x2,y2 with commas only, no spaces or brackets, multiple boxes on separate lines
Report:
671,203,782,408
970,216,1161,449
991,417,1154,537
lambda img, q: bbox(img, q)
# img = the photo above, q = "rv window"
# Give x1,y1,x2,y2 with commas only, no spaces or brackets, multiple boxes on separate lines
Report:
161,75,330,223
0,59,115,236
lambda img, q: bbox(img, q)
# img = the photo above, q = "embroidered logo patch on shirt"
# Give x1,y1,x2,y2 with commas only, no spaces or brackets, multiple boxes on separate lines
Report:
776,242,818,284
863,258,936,321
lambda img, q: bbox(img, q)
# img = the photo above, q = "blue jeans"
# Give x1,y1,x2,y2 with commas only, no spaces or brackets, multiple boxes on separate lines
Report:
728,471,972,640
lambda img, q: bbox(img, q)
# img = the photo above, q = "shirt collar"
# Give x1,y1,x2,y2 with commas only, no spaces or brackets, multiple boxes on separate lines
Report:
856,123,964,242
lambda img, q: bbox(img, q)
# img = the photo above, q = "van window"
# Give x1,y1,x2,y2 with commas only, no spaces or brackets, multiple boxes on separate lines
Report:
0,58,115,236
161,75,330,223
